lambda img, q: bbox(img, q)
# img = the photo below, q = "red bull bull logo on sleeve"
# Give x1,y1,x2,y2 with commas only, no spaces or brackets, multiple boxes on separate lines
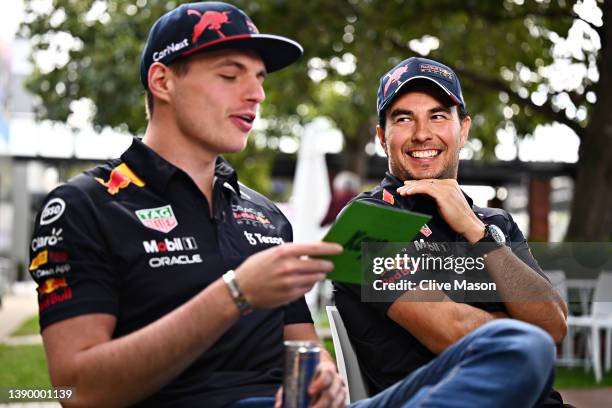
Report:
95,163,145,195
39,278,72,311
38,277,68,295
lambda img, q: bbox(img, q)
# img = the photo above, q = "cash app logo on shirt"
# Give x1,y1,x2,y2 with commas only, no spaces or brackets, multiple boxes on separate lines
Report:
135,205,178,233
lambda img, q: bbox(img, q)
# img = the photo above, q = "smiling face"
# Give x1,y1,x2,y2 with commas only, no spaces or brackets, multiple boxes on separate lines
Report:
377,84,471,181
166,48,267,155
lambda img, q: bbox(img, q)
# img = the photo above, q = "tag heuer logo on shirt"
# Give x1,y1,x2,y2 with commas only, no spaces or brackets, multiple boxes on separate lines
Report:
135,205,178,233
420,224,433,237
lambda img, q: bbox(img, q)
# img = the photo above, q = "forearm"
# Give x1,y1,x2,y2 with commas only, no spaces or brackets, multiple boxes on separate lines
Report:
431,302,506,353
49,279,240,407
46,241,342,407
388,293,507,354
483,246,567,342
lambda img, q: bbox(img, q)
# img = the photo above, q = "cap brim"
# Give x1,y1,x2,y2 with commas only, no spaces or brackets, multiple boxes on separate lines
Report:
380,76,463,114
180,34,303,73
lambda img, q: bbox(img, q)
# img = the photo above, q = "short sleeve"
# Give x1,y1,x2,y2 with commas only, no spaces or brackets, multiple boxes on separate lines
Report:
505,212,546,278
29,184,119,330
283,297,313,325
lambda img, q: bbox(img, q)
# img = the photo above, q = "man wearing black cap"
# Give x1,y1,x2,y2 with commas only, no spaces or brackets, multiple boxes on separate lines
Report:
30,2,347,407
333,57,570,407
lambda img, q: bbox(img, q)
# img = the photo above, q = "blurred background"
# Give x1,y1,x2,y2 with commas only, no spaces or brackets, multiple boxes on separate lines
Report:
0,0,610,406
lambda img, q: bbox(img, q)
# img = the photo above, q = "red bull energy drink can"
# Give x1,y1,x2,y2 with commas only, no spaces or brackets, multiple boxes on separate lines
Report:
282,341,320,408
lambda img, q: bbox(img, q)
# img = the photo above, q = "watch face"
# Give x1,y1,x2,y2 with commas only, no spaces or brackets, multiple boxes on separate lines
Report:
488,224,506,245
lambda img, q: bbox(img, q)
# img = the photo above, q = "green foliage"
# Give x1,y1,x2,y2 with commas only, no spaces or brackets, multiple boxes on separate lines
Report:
20,0,600,166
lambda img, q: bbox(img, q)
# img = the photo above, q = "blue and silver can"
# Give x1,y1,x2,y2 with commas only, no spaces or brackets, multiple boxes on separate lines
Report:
282,341,321,408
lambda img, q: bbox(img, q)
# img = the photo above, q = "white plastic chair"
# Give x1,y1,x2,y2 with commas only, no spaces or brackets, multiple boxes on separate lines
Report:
566,271,612,383
326,306,370,403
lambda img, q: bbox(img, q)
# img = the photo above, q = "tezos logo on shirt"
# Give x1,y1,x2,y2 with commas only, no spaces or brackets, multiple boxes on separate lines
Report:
244,231,285,246
135,205,178,233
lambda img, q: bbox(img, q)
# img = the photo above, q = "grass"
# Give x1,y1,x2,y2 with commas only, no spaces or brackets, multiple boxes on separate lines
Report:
0,316,49,402
0,334,608,402
3,307,609,392
554,367,612,389
10,315,40,336
0,344,51,399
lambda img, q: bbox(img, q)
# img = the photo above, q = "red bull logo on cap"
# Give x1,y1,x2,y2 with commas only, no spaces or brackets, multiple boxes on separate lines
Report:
95,163,145,195
383,65,409,97
187,9,231,43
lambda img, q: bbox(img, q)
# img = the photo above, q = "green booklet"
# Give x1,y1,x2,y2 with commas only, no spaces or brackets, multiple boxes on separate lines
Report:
322,200,431,284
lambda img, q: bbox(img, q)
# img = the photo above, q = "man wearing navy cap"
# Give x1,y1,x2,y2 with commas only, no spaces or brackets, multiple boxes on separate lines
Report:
31,2,347,407
30,1,567,405
334,57,571,406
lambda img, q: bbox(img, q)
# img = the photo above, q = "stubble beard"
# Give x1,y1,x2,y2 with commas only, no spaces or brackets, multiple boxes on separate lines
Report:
389,148,460,181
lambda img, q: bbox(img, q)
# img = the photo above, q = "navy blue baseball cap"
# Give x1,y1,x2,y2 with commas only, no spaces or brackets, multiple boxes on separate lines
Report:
377,57,465,121
140,1,303,89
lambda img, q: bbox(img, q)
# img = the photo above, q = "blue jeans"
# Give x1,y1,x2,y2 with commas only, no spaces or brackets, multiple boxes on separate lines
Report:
230,319,556,408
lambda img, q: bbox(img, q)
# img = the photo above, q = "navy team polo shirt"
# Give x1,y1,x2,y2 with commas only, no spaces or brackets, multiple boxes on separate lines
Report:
333,172,547,394
29,138,312,407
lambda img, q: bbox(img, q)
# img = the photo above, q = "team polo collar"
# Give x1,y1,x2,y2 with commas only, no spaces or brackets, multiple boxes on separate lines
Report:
380,172,474,209
214,156,241,195
121,138,240,195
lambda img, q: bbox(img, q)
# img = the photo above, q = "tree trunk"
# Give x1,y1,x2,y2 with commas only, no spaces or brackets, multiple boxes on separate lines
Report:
566,0,612,241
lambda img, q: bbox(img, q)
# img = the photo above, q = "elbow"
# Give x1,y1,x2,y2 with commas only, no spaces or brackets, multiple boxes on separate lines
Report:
549,315,568,345
539,306,568,345
59,391,121,408
50,375,116,408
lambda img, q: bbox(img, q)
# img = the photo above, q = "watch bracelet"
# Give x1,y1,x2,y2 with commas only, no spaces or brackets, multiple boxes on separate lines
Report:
222,269,253,316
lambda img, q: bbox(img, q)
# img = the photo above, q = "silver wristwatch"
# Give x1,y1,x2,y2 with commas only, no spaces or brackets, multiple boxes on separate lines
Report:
470,224,507,257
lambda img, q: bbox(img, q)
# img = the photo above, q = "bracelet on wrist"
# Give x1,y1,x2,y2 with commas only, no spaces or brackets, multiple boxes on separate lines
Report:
222,269,253,316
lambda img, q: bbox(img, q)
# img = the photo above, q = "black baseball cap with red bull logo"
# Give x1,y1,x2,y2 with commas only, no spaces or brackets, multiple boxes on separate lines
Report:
377,57,466,122
140,1,303,89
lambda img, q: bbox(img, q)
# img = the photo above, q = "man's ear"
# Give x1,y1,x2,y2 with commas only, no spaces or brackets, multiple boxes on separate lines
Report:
148,62,173,105
459,115,471,149
376,125,388,156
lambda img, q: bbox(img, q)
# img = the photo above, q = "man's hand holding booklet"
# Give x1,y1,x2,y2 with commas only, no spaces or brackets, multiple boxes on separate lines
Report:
321,201,430,284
